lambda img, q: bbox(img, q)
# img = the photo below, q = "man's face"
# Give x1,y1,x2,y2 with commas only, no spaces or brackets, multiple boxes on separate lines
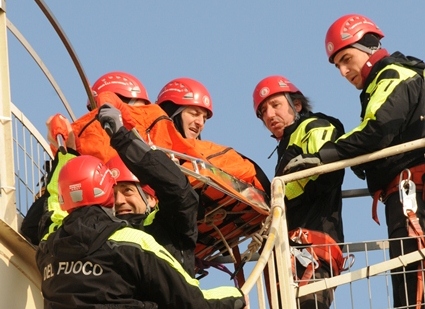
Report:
333,47,370,90
180,106,208,139
259,93,297,139
114,181,147,215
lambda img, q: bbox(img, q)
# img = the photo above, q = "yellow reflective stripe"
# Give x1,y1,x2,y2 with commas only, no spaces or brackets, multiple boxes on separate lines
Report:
110,227,199,286
42,153,76,240
286,176,318,200
287,118,316,148
289,118,335,151
366,65,416,118
143,207,158,226
337,64,417,142
286,118,334,200
306,126,334,153
110,228,243,300
201,286,243,300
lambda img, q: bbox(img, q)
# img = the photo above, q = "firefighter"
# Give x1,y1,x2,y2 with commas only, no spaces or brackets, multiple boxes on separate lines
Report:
87,71,150,110
286,13,425,308
156,77,213,140
106,154,198,277
253,75,345,309
36,154,247,308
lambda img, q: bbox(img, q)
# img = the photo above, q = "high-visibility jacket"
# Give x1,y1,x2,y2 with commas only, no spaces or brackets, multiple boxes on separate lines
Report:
276,112,345,245
110,131,199,278
319,50,425,194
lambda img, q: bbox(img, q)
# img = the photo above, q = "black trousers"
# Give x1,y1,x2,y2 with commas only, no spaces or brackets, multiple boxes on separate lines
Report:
385,192,425,308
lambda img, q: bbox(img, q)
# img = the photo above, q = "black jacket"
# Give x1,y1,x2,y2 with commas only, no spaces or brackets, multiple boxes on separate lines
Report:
276,112,345,244
22,129,199,277
111,127,199,277
319,51,425,193
36,206,245,309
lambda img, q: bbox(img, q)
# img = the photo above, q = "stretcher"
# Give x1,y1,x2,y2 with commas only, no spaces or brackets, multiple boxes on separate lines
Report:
156,146,270,262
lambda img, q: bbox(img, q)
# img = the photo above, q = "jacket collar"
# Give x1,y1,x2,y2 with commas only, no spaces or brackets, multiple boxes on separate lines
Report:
361,49,390,86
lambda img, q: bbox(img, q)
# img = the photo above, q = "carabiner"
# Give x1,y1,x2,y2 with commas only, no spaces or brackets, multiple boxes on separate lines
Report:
399,169,418,216
290,227,304,244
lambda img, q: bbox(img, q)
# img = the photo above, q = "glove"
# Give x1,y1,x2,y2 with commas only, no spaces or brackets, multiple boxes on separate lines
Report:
97,104,124,136
95,91,137,129
46,114,76,155
283,154,322,175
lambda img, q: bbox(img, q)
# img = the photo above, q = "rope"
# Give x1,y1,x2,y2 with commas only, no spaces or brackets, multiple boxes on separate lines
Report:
195,258,240,288
241,215,271,262
204,208,236,263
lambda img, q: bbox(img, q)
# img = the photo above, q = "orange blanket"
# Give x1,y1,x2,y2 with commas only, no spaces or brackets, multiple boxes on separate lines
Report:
71,91,266,192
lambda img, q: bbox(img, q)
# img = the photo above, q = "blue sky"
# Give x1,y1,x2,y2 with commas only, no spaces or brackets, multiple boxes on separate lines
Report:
7,0,425,307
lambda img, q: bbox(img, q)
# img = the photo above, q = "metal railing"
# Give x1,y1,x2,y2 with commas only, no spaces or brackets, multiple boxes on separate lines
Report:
11,103,52,218
240,138,425,308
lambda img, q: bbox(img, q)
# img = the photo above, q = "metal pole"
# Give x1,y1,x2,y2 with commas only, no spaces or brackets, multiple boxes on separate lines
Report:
34,0,97,110
278,138,425,183
0,0,18,229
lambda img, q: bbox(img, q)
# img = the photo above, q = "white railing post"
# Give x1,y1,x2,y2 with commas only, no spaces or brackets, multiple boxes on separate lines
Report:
242,177,297,308
277,138,425,184
0,0,18,229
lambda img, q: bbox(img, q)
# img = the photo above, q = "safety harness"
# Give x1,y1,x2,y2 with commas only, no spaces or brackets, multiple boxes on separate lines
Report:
372,166,425,308
289,228,354,286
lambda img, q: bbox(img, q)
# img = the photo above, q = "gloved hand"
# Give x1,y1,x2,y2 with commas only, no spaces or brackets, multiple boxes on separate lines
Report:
46,114,76,155
283,154,322,175
97,104,124,136
95,91,137,129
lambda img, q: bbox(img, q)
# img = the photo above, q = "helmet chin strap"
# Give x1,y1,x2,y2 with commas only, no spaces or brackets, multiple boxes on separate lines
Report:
284,93,300,122
136,184,151,215
170,106,185,119
128,98,137,105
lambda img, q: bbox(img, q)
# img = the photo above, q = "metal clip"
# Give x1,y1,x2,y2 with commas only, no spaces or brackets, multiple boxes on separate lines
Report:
291,247,319,269
399,169,418,216
290,227,304,244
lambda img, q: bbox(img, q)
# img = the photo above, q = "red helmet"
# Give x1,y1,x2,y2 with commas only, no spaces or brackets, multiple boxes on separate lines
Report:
58,155,116,212
253,75,302,116
88,71,150,110
106,155,156,197
156,77,213,119
325,14,384,63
